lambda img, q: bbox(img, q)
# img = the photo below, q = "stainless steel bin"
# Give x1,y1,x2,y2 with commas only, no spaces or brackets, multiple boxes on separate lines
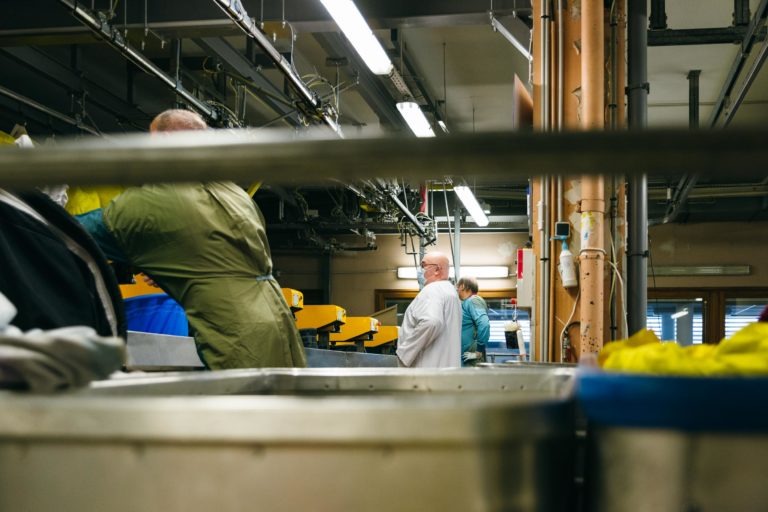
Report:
0,368,577,512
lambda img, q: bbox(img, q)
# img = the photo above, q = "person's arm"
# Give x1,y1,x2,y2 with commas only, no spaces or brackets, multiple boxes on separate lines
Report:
473,306,491,345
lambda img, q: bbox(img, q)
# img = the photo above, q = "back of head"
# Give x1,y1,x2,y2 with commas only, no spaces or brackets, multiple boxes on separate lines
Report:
457,276,479,294
150,109,208,133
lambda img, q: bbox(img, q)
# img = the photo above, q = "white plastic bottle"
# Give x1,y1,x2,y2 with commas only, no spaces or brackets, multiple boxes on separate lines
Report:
559,246,578,288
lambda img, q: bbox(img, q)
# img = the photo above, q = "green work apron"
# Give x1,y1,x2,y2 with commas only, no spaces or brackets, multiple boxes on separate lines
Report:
104,182,307,369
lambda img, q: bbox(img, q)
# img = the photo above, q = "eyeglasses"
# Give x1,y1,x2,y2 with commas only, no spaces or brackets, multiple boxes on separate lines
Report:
420,263,439,270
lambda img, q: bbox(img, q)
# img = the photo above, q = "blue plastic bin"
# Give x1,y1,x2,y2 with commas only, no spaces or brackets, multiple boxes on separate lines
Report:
124,293,189,336
577,371,768,432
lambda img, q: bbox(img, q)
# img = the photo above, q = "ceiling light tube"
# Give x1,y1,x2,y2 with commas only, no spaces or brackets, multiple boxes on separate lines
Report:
454,185,490,227
319,0,393,75
396,101,436,138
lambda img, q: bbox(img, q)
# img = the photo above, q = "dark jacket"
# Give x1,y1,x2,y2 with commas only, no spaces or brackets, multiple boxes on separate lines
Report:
0,189,126,337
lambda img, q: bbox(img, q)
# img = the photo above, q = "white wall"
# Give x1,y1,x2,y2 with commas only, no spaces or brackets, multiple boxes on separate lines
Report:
647,221,768,288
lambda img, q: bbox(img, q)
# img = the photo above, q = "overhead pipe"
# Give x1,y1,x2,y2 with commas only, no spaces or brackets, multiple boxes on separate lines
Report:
709,0,768,127
627,0,649,336
0,84,100,136
579,0,606,355
210,0,340,135
59,0,218,123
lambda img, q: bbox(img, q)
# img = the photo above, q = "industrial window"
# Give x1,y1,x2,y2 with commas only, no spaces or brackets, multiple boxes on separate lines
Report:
649,288,768,344
725,297,768,337
646,299,704,344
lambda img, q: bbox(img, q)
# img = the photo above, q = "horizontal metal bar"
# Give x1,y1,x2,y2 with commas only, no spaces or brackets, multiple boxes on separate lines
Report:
0,84,99,135
0,129,765,188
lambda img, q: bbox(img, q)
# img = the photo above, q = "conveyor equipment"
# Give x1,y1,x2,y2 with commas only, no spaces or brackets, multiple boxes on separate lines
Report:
329,316,380,352
294,305,346,348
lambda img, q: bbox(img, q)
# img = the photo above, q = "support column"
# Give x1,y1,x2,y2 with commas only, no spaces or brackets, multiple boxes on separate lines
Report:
579,0,606,355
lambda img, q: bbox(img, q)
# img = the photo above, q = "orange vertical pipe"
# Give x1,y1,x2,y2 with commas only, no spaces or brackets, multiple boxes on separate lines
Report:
579,0,606,354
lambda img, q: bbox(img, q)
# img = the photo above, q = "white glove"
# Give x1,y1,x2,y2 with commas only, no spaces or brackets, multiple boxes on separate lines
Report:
462,351,479,363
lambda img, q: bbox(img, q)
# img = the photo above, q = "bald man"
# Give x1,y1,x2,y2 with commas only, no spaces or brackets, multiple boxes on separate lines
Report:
396,251,462,368
97,109,307,369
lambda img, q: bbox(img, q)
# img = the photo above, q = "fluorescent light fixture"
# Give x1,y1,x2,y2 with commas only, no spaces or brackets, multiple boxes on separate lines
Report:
396,101,435,138
650,265,750,276
670,309,689,320
319,0,393,75
397,266,509,280
437,119,449,133
454,185,490,227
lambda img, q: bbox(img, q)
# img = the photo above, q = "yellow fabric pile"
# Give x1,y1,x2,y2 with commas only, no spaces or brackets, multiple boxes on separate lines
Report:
599,323,768,376
65,186,124,216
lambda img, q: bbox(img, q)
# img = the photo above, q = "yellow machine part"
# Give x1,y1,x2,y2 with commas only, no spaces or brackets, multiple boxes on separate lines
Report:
329,317,380,343
368,325,399,347
119,275,164,299
280,288,304,312
295,305,346,332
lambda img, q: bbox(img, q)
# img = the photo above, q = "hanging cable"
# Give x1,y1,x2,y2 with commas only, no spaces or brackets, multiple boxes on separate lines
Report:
442,185,455,265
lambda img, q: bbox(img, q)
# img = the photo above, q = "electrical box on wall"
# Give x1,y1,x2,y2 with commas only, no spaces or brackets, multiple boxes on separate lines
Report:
516,248,535,308
554,222,570,239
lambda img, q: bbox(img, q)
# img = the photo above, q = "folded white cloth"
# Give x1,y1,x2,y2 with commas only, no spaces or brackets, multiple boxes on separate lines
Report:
0,325,124,393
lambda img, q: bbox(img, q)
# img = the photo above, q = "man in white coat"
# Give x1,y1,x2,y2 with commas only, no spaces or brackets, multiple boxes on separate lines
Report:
396,251,462,368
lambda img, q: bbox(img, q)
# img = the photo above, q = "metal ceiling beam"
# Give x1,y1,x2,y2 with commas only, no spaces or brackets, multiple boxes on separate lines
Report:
58,0,219,123
194,37,299,127
0,46,151,129
314,32,405,130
